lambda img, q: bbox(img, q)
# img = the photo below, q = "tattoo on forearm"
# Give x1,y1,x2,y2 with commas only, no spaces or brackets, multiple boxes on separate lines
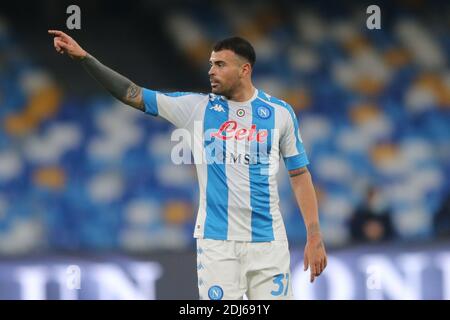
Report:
126,84,141,100
289,167,308,178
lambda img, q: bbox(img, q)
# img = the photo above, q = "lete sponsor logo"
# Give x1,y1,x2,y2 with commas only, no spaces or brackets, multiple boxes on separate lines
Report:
210,120,268,142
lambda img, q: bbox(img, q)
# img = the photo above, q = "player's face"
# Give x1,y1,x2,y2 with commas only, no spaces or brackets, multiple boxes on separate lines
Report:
208,50,244,97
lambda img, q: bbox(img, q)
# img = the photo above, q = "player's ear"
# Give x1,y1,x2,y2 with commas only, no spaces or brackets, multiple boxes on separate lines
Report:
240,62,251,77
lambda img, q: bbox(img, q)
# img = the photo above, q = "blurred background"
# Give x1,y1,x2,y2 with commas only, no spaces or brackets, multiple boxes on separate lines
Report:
0,0,449,299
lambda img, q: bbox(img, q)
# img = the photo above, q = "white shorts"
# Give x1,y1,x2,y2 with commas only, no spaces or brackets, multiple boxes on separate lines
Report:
196,238,293,300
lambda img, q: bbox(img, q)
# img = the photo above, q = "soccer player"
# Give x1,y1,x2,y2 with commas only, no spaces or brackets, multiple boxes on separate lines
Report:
48,30,327,300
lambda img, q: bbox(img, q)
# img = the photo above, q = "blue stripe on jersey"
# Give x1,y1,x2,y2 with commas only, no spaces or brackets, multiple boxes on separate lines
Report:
282,105,309,168
284,154,309,170
203,99,229,239
161,92,199,97
249,99,275,241
142,88,158,116
257,91,309,170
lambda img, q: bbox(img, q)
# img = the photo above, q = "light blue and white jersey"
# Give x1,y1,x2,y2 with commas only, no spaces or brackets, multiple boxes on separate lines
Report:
142,88,309,242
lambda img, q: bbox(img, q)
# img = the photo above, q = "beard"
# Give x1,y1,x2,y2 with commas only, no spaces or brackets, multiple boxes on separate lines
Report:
210,81,236,99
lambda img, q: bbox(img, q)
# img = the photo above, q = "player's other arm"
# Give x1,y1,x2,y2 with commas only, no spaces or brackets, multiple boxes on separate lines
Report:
48,30,144,111
289,166,327,283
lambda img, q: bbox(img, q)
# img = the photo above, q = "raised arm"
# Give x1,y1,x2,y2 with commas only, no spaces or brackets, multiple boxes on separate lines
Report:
48,30,143,111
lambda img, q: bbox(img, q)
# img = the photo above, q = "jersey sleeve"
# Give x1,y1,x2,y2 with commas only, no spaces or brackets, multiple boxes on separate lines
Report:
142,88,206,128
279,105,309,171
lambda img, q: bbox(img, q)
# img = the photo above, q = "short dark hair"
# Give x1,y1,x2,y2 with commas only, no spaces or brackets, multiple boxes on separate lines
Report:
213,37,256,67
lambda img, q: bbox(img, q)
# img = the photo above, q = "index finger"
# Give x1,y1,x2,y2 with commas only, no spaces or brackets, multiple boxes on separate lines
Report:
310,265,316,283
48,30,69,39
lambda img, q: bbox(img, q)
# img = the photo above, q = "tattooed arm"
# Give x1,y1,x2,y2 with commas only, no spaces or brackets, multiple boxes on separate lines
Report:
48,30,144,111
80,54,144,110
289,166,327,283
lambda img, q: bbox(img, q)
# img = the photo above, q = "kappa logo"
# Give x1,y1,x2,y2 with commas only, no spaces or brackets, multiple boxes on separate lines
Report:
210,104,225,112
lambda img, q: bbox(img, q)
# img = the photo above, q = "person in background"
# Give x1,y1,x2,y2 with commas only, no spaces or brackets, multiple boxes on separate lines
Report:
349,186,395,244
